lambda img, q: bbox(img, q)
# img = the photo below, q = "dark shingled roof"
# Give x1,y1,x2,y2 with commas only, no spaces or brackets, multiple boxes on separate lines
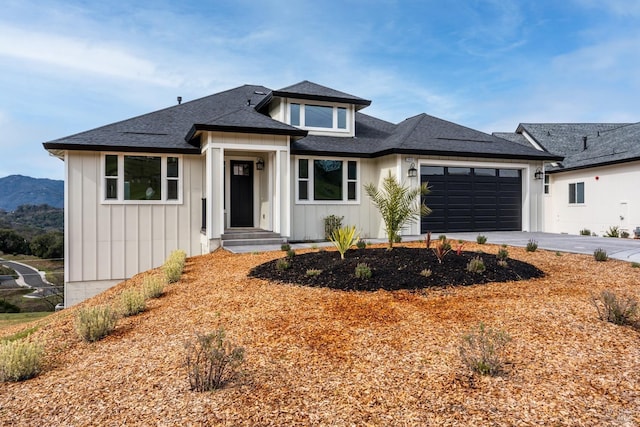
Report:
43,81,560,162
492,132,533,148
514,123,639,172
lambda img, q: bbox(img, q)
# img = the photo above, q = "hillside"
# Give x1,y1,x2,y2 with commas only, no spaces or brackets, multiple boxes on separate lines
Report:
1,243,638,425
0,175,63,211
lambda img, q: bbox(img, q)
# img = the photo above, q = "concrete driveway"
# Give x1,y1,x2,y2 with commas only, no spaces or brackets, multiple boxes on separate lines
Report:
443,231,640,263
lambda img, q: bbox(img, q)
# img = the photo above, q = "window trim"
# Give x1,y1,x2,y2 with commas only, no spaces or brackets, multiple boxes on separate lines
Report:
295,156,360,204
568,181,585,205
288,101,351,133
101,152,183,204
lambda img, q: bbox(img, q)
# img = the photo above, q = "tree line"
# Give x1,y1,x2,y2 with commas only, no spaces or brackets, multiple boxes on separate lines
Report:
0,204,63,258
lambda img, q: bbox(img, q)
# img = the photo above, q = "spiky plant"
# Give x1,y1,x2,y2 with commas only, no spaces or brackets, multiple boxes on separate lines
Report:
364,171,431,250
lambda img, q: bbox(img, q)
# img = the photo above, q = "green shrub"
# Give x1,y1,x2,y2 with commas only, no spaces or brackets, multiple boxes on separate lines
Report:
119,289,146,317
286,249,296,259
323,215,343,241
496,247,509,261
355,263,372,279
476,235,487,244
75,305,119,343
280,243,291,252
0,299,20,313
631,262,640,269
466,256,486,273
459,323,511,376
185,328,245,391
579,228,591,236
0,340,44,382
525,239,538,252
276,258,290,271
164,249,187,283
329,225,359,260
555,251,563,257
143,276,166,299
420,268,432,278
356,239,367,250
591,290,638,326
604,226,620,238
305,269,322,277
594,248,608,262
432,238,452,264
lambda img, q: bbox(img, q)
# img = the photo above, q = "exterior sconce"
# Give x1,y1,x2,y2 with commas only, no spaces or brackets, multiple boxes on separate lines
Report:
256,158,265,170
407,163,418,178
534,168,543,180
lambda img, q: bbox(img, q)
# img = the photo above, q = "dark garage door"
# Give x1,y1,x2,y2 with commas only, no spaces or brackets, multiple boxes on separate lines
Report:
420,166,522,233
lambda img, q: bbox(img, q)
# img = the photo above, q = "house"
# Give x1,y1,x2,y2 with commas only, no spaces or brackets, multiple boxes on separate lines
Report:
495,122,640,236
43,81,560,306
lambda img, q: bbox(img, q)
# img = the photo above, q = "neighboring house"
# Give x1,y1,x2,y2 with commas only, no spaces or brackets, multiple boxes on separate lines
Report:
495,122,640,236
44,81,559,306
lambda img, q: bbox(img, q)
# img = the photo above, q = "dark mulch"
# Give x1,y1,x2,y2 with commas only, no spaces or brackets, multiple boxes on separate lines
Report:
249,246,544,291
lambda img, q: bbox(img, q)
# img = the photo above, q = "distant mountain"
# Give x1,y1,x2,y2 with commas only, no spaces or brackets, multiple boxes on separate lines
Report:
0,175,64,211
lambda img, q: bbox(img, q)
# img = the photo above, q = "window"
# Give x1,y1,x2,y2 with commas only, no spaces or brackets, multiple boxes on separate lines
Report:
448,167,471,175
569,182,584,204
103,154,181,203
499,169,520,178
296,158,358,202
289,103,349,131
544,174,550,195
421,166,444,176
474,168,496,176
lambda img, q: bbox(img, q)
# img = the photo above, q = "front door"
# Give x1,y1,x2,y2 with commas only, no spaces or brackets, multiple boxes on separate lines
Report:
230,160,254,227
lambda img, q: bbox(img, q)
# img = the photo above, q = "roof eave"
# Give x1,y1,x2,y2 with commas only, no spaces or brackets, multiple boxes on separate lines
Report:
42,142,201,155
190,123,307,138
547,156,640,174
271,90,372,107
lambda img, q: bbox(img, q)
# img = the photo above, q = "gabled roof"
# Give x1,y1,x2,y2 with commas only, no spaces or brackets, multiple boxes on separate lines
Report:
293,113,561,161
43,85,305,154
271,80,371,107
513,123,639,172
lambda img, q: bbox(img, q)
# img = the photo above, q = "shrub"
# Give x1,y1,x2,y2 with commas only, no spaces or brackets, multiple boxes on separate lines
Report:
466,256,486,273
75,305,119,342
621,231,630,239
420,268,432,278
356,239,367,250
280,243,291,252
455,240,465,256
632,262,640,269
323,215,343,241
185,328,245,391
286,249,296,259
496,247,509,261
579,228,591,236
476,235,487,244
364,171,431,249
119,289,146,317
0,340,44,382
604,226,620,238
459,323,511,376
432,238,452,263
143,276,166,299
555,251,563,257
276,258,290,271
0,299,20,313
164,249,187,283
354,263,372,279
525,239,538,252
329,225,359,260
594,248,608,262
591,290,638,326
497,260,508,268
305,269,322,277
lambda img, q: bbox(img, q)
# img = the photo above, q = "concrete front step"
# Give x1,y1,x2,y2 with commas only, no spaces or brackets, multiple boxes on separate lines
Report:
222,237,287,247
221,230,281,240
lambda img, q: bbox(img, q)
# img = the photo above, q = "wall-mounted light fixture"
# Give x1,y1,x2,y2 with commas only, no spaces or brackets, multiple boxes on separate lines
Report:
534,168,543,180
256,158,264,170
408,163,418,178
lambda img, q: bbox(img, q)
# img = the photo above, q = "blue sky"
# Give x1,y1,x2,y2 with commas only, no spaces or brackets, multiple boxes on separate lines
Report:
2,0,639,180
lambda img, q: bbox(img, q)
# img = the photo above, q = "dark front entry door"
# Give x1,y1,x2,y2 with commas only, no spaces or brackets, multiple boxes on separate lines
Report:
230,160,254,227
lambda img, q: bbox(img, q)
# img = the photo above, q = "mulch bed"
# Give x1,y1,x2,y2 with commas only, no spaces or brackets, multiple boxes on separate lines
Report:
250,246,543,290
1,241,639,426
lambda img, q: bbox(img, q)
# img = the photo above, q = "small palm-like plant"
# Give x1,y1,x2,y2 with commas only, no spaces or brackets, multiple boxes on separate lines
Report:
365,171,431,250
329,225,359,260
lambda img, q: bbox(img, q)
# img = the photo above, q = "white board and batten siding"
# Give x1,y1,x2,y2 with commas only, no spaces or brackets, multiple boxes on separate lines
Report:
65,151,203,306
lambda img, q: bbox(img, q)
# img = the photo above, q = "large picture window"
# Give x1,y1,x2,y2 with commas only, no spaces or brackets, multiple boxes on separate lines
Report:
289,103,349,131
569,182,584,204
297,158,358,203
103,154,181,203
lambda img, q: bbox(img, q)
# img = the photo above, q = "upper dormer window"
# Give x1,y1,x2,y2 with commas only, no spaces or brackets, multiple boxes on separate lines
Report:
290,103,348,130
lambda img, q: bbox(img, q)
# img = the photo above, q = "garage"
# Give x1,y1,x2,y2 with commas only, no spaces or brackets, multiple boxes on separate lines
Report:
420,165,522,233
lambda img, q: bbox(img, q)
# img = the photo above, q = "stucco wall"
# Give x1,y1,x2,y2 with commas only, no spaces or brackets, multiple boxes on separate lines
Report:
544,161,640,236
64,151,203,306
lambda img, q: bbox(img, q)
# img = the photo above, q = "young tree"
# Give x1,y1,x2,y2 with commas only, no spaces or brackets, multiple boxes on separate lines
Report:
365,171,431,249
